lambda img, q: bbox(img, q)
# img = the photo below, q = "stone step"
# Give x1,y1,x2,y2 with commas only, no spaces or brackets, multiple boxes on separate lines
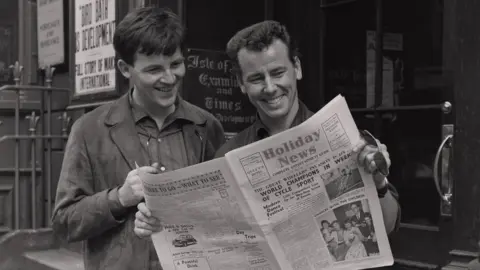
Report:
22,248,84,270
0,254,54,270
62,241,82,254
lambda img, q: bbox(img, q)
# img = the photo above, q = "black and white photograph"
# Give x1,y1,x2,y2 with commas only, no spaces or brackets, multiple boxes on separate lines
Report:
6,0,471,267
321,161,364,201
315,199,379,262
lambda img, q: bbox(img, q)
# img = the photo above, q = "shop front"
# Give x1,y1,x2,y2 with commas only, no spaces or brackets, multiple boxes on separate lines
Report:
1,0,480,269
95,0,480,268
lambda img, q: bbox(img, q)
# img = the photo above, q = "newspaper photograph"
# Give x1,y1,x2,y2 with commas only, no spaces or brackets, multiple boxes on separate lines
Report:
317,197,379,262
224,95,394,270
141,157,281,270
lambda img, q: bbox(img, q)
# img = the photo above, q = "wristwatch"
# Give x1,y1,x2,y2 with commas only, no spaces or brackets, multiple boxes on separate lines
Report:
377,178,389,198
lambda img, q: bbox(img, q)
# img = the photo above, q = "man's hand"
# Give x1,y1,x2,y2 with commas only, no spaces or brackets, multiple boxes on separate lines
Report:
134,202,163,238
353,136,391,189
118,163,159,207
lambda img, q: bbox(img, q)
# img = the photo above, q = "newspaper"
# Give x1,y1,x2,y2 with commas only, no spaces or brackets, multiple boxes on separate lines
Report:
142,95,394,270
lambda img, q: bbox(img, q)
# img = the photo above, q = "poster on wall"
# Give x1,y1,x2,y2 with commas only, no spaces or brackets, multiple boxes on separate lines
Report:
183,49,257,139
37,0,65,68
74,0,116,97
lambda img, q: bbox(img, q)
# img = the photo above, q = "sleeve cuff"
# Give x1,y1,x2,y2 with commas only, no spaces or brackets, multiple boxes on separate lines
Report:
108,187,129,221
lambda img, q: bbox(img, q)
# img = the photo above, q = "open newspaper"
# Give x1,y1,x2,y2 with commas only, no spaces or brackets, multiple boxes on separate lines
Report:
142,95,394,270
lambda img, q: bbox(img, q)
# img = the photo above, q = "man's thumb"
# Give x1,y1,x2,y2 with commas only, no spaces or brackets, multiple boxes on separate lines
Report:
145,163,160,174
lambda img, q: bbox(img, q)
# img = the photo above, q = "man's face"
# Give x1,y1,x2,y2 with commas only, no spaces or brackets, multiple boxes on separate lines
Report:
345,222,352,229
333,222,340,230
365,217,372,225
118,48,186,109
237,39,302,124
351,204,359,215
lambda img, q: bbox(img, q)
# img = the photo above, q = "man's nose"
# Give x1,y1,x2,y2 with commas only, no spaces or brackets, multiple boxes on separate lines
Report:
263,76,277,93
160,69,176,84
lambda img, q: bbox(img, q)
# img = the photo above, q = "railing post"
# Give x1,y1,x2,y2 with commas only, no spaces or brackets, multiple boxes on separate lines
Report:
58,112,71,145
9,61,23,229
42,65,55,224
25,111,39,229
0,63,70,230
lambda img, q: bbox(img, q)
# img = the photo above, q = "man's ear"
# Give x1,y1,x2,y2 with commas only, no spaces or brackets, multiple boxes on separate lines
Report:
236,74,246,94
240,84,246,94
117,59,131,79
294,56,303,80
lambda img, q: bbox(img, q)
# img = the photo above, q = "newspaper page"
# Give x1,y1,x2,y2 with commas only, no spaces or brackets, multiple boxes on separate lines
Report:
224,95,394,270
142,157,282,270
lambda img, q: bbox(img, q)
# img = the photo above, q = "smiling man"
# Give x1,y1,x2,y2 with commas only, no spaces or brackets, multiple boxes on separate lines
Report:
214,21,400,239
52,7,224,270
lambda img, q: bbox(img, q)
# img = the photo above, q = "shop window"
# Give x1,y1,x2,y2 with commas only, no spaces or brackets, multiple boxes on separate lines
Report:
185,0,265,50
0,2,18,85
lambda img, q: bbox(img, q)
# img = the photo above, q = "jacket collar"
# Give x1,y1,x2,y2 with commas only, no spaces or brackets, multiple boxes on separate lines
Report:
128,89,206,126
254,100,313,139
104,93,132,126
103,92,207,170
103,94,147,169
105,90,206,127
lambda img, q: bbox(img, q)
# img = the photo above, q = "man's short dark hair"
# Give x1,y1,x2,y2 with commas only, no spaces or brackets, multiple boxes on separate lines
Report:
113,7,185,65
321,220,330,227
226,20,300,76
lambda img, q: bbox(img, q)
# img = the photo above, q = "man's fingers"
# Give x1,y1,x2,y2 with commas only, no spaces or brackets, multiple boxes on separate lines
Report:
368,159,377,172
358,145,377,161
137,204,162,224
135,210,149,223
353,139,366,153
137,202,151,217
135,211,162,227
134,182,144,194
139,166,159,174
378,143,387,152
134,227,152,238
385,154,391,168
135,217,155,230
129,165,159,178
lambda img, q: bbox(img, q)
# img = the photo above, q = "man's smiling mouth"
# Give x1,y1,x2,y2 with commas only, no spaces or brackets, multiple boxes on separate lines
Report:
154,85,176,93
264,95,285,105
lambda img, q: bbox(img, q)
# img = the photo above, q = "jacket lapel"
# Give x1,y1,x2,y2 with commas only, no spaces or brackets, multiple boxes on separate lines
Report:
183,123,204,166
105,94,149,170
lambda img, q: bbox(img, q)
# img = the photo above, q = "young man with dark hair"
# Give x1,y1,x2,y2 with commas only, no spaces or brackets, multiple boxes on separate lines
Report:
52,7,224,270
215,20,400,235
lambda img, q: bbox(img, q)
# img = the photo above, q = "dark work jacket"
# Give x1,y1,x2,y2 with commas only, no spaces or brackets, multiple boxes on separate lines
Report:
51,93,225,270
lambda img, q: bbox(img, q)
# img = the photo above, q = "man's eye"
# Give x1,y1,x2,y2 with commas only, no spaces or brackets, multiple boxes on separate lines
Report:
171,59,185,68
146,68,161,73
248,77,263,83
271,70,285,77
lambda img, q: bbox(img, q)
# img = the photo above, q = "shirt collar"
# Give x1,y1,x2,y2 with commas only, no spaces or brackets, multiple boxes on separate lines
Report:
128,88,204,125
254,101,313,139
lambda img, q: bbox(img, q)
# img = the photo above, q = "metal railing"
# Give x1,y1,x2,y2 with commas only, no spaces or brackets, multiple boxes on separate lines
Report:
0,62,71,230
